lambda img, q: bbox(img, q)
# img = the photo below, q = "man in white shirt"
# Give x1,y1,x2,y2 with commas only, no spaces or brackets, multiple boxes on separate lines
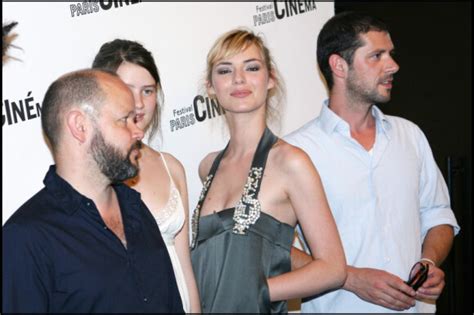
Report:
285,11,459,313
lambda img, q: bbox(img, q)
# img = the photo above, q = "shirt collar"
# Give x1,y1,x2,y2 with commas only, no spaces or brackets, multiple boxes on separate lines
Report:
43,165,85,215
43,165,142,216
371,105,392,137
319,100,392,136
319,99,344,134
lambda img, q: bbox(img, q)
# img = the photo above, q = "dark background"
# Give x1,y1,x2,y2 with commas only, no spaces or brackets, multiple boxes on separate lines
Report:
335,2,472,313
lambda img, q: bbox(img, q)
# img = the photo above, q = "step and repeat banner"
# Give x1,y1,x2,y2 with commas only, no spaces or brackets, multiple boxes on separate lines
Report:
2,2,334,224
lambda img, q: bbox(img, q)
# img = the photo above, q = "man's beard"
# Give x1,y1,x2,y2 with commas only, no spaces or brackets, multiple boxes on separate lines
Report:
346,70,393,105
89,129,142,183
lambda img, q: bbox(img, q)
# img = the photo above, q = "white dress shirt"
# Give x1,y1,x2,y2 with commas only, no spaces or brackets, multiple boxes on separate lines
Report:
285,101,460,313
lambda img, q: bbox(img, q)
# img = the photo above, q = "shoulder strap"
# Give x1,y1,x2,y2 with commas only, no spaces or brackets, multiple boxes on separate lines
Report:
247,127,278,197
190,144,229,249
159,152,174,184
197,143,229,205
207,143,229,178
232,127,278,235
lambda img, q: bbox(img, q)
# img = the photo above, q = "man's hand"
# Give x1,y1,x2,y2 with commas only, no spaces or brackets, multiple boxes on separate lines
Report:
417,224,454,300
344,266,416,311
415,263,445,300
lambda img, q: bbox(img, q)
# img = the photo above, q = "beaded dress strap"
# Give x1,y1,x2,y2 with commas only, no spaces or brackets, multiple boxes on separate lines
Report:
190,127,278,248
245,127,278,197
232,127,277,234
190,145,227,248
208,144,228,179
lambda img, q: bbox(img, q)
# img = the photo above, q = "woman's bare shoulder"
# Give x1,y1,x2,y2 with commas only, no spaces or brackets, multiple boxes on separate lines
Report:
271,139,314,173
198,151,221,181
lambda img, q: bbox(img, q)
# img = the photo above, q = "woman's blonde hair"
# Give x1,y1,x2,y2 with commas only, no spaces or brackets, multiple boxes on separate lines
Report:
206,28,285,124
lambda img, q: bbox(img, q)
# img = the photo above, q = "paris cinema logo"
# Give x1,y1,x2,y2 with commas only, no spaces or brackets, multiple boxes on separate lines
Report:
70,0,142,18
253,0,317,27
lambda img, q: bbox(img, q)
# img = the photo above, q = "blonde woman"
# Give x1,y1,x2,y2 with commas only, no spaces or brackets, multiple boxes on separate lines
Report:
190,29,346,313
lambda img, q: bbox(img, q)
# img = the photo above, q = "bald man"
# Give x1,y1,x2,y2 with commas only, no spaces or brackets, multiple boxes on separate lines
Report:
3,69,184,313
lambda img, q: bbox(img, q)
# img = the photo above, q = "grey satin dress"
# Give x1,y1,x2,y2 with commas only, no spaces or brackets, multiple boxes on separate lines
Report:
191,128,295,313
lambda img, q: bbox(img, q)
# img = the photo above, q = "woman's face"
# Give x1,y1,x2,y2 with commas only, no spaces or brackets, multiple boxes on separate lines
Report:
208,44,274,115
116,61,157,132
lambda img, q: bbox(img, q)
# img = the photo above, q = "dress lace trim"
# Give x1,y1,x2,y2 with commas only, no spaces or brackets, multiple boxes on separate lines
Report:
154,183,180,225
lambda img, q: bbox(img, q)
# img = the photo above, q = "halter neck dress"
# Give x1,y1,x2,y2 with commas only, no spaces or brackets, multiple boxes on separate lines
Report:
191,128,294,313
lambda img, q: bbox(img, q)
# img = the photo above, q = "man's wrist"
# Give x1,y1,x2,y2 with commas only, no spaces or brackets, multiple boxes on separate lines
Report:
420,257,436,266
342,266,356,291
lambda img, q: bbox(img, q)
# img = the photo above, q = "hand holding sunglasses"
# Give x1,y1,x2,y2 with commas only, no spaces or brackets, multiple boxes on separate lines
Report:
405,261,429,291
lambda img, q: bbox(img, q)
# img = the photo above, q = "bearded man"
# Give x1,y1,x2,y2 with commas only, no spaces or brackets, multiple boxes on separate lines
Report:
2,69,184,313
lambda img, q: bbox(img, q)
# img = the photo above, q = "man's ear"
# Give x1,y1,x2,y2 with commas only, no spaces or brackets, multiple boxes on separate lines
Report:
329,54,349,79
65,110,88,144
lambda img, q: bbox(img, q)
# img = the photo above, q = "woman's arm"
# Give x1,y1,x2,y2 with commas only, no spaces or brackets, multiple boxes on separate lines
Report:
168,155,201,313
267,146,347,301
290,246,312,270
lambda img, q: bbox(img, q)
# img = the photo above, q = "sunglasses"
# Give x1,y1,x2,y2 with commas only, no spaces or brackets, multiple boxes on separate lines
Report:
405,262,429,291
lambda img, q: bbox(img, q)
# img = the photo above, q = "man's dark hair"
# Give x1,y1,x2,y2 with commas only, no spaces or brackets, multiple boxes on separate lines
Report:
41,69,112,153
317,11,389,89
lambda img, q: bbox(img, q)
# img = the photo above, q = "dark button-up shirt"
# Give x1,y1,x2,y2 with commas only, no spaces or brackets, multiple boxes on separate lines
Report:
2,165,184,313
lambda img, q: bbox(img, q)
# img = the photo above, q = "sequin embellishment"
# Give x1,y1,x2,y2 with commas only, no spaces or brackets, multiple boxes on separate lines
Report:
232,167,263,235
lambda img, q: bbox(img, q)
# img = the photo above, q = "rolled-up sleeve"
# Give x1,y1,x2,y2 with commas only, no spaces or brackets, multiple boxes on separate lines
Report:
417,128,460,240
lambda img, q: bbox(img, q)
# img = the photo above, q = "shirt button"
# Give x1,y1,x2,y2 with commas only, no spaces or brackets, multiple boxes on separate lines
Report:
143,297,148,303
103,226,108,230
86,202,91,207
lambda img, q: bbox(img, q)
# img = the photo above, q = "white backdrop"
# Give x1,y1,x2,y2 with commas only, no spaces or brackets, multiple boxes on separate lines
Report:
2,2,333,224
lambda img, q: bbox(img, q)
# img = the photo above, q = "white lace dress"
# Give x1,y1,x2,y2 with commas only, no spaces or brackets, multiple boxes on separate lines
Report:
151,154,190,313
